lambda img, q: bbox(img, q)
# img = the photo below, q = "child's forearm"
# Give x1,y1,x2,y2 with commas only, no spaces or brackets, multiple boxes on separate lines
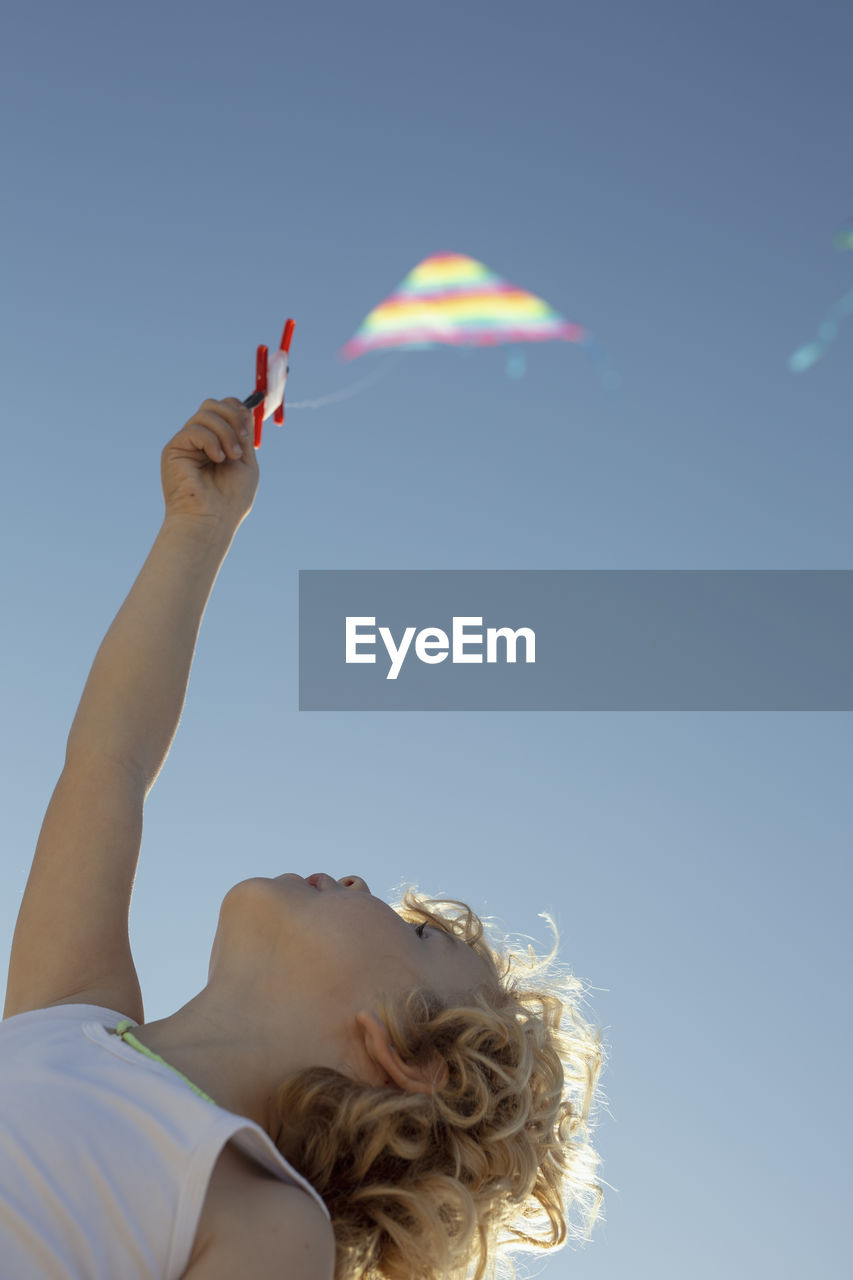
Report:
66,514,237,791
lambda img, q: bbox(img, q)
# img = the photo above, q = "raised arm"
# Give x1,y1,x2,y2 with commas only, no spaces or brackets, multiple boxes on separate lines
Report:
3,400,259,1021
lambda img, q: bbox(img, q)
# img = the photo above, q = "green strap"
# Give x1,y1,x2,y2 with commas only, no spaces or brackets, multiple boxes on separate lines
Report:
113,1020,218,1106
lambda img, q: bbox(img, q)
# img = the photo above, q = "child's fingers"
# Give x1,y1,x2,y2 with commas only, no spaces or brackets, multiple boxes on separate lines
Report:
175,422,232,464
221,397,254,441
187,401,248,461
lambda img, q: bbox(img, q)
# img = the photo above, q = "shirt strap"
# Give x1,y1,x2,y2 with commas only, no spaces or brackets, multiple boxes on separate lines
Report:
113,1019,218,1105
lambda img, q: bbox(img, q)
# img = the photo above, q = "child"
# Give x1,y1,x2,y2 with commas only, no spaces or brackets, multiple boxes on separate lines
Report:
0,399,605,1279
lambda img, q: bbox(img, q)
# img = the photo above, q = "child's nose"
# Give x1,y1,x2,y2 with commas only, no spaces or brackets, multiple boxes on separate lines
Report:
339,875,370,893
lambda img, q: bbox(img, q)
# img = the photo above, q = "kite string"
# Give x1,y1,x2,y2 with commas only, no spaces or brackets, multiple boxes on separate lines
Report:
287,352,406,410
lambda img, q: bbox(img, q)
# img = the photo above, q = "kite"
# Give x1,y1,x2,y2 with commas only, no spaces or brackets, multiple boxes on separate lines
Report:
242,319,295,447
789,221,853,373
338,252,616,385
244,257,616,431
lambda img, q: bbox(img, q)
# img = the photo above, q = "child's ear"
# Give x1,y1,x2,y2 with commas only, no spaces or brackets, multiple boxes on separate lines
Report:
355,1010,448,1094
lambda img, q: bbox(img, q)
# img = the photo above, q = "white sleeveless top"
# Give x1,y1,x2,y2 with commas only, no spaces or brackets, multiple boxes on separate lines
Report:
0,1003,328,1278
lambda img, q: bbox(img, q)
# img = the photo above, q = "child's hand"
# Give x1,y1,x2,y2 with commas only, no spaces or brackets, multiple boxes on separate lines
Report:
161,399,260,528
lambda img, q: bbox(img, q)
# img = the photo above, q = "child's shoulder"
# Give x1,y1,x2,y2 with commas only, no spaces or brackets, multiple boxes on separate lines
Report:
186,1141,334,1280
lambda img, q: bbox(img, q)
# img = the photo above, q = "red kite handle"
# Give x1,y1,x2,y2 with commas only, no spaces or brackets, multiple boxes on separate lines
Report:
242,319,295,447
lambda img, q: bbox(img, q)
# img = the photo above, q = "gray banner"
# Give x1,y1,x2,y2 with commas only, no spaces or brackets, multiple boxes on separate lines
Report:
298,570,853,710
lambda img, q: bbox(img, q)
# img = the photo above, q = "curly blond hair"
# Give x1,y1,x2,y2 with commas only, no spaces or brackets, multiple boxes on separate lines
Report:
273,890,605,1280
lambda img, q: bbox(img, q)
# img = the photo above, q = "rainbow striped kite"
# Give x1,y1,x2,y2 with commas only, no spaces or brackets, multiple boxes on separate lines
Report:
339,252,588,360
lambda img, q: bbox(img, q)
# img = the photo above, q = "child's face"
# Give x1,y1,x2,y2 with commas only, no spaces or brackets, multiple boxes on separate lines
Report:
210,872,493,1014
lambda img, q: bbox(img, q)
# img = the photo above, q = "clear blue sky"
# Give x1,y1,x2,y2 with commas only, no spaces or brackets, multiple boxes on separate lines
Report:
2,2,851,1276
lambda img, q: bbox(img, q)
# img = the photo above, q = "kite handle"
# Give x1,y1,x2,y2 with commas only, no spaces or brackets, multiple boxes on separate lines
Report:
242,319,295,447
